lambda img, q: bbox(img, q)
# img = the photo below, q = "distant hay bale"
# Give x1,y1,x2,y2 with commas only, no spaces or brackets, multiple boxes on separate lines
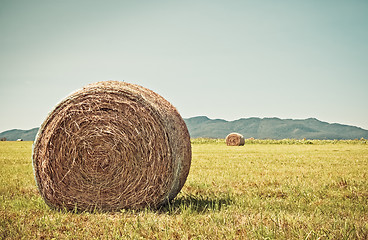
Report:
225,133,245,146
32,81,191,211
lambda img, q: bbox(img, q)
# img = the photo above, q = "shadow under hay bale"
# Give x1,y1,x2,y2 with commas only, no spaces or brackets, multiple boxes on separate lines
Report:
32,81,191,212
225,133,245,146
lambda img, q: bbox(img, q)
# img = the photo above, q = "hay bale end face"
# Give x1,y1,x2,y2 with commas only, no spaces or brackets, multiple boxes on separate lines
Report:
32,81,191,211
225,133,245,146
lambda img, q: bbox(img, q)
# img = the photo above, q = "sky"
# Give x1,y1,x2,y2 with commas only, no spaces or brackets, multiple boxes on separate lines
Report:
1,0,368,133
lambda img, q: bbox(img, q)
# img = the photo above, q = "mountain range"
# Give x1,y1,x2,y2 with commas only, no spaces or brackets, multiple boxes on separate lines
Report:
0,117,367,141
184,116,368,140
0,128,39,141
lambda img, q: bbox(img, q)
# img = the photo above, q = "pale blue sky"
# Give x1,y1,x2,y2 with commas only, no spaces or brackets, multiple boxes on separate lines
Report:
1,0,367,132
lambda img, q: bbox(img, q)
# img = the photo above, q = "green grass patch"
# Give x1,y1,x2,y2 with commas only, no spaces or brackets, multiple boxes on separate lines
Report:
1,140,367,239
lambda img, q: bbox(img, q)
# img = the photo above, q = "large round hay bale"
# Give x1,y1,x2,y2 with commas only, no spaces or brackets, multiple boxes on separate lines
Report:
225,133,245,146
32,81,191,211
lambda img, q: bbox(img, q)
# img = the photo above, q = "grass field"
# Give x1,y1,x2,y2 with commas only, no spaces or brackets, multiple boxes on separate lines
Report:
1,140,367,239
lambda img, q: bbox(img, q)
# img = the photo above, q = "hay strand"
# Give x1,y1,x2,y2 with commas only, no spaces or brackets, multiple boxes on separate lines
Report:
225,133,245,146
32,81,191,211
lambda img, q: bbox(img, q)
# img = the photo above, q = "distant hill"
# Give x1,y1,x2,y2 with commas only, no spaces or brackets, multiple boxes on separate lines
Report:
0,128,39,141
1,117,367,141
184,116,368,140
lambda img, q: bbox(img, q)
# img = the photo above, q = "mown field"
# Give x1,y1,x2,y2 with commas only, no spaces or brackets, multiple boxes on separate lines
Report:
1,139,367,239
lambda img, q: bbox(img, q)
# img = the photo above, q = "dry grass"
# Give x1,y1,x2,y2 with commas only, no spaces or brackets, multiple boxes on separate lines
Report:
1,140,368,239
32,81,191,211
225,133,245,146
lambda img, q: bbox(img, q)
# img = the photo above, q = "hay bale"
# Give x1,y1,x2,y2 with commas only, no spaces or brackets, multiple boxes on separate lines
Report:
32,81,191,211
225,133,245,146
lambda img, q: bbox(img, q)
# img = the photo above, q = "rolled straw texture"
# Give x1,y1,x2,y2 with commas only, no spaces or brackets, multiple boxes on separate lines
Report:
225,133,245,146
32,81,191,211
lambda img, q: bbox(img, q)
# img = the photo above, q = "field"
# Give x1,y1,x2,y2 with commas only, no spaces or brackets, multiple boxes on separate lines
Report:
1,139,367,239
